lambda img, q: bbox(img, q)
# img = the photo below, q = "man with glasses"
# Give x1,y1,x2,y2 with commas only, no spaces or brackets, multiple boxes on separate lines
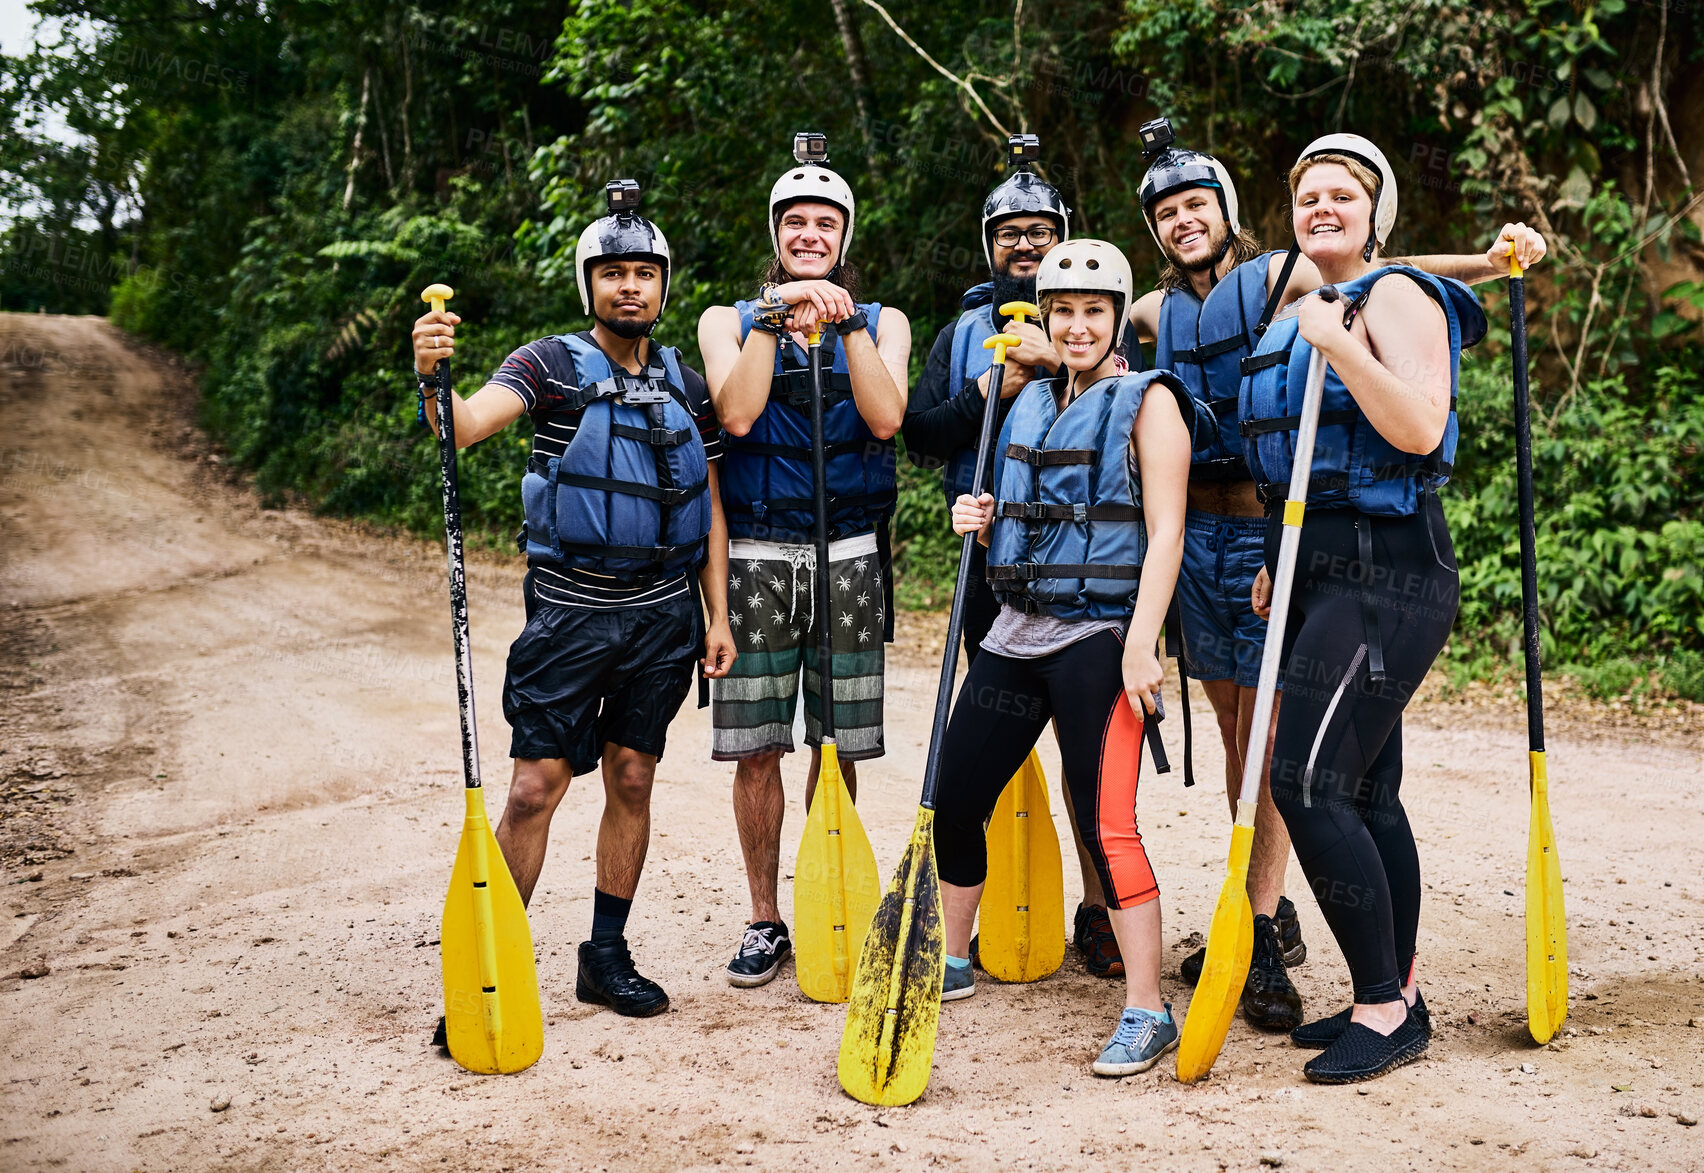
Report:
902,137,1143,982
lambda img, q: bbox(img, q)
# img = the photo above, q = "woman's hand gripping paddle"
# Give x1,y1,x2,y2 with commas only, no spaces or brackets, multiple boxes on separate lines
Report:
795,325,882,1004
1176,286,1341,1084
838,302,1039,1105
978,747,1065,983
1509,257,1568,1043
422,284,544,1075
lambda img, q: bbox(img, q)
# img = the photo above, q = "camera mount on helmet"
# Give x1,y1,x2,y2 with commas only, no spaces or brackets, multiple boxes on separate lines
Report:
605,178,642,215
1007,133,1041,170
1138,117,1176,161
793,131,829,166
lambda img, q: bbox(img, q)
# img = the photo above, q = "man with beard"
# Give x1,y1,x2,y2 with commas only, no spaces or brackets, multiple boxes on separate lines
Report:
411,180,736,1024
901,136,1142,982
698,135,911,988
1126,124,1546,1033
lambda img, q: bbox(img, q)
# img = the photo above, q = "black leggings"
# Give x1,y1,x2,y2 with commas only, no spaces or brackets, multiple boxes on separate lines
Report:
1264,494,1457,1003
934,630,1158,910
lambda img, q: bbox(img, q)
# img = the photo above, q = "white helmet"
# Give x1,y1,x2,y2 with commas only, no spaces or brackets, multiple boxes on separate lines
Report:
574,180,671,328
1138,147,1242,251
1295,133,1398,260
768,163,856,269
1036,238,1135,326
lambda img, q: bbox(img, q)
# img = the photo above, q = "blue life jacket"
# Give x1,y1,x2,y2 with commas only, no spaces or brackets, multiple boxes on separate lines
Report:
518,333,711,582
724,301,894,543
1153,250,1298,481
1238,266,1487,516
985,369,1194,621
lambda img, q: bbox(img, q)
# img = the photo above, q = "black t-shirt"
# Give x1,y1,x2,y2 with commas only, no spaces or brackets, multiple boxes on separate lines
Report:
491,335,722,610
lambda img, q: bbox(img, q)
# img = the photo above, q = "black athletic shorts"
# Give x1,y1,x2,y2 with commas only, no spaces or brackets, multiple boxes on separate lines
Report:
502,591,699,776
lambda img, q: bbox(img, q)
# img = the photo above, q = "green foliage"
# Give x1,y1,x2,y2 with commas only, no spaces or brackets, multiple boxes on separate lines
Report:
3,0,1701,699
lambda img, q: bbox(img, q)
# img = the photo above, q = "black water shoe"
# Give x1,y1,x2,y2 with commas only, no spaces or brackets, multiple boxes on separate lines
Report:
576,938,670,1017
1242,914,1303,1032
1302,1001,1428,1084
1292,990,1430,1049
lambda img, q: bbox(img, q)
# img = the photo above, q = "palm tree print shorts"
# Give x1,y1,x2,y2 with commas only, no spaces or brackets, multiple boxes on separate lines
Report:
711,532,886,762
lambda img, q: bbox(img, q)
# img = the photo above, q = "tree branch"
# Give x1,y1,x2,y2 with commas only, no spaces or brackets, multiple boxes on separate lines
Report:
857,0,1010,138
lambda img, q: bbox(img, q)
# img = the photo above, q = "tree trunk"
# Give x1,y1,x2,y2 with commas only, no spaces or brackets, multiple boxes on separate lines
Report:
830,0,879,162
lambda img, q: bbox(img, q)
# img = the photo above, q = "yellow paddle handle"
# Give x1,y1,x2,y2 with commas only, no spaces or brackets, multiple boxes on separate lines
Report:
808,328,823,345
465,787,504,1049
421,283,455,314
984,300,1042,366
1509,252,1523,280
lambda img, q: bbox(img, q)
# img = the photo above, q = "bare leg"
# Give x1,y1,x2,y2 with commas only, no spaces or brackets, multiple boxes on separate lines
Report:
941,879,985,959
1200,678,1290,920
732,750,785,924
1107,900,1164,1013
494,757,575,906
596,745,657,901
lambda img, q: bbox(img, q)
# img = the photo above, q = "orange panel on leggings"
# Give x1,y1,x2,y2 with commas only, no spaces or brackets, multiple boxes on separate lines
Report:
1096,695,1158,908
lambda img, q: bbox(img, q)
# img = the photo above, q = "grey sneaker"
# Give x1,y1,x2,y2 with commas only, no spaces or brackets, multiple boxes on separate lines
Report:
1092,1004,1178,1077
942,962,975,1001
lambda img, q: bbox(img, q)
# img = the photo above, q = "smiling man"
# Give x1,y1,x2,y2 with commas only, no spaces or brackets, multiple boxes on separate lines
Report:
697,135,911,988
410,180,735,1025
1126,125,1546,1035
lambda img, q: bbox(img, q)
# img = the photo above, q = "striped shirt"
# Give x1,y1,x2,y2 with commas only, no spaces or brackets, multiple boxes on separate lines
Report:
491,334,723,610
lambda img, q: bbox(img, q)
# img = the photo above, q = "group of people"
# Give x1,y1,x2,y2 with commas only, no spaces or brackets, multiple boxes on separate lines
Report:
409,124,1546,1086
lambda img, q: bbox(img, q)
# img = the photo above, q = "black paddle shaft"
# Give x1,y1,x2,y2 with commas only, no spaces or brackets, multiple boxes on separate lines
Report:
435,357,485,793
807,334,836,739
919,356,1013,810
1509,272,1545,753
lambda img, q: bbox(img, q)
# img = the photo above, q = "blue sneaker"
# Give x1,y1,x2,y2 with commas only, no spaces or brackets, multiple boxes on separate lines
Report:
1092,1004,1178,1077
942,961,975,1002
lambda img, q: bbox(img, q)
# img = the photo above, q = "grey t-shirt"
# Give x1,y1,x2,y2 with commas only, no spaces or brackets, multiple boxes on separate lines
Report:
979,603,1125,659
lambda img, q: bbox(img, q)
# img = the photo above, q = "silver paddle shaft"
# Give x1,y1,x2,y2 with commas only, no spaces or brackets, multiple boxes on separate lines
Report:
1235,310,1335,811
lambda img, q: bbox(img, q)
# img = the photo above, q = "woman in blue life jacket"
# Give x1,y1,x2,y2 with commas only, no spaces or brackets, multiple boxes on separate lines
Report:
1239,135,1543,1083
934,240,1196,1077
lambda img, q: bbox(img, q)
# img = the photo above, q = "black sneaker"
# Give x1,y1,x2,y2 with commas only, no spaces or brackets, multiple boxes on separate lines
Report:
968,933,981,972
1275,896,1307,967
1292,991,1431,1049
1242,914,1303,1032
1072,904,1124,979
726,920,791,988
1303,1001,1429,1084
576,938,670,1017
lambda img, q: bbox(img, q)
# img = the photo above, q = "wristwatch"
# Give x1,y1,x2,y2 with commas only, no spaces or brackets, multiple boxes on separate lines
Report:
834,309,868,336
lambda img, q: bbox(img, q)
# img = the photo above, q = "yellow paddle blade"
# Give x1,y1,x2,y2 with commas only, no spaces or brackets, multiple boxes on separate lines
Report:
1526,750,1568,1043
978,751,1065,983
839,811,945,1106
1176,820,1256,1083
441,790,543,1075
795,743,883,1003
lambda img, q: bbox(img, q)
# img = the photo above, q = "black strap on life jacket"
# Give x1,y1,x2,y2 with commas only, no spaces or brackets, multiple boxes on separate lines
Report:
723,437,873,463
773,332,855,408
1355,514,1387,684
985,562,1141,583
1255,249,1302,339
1004,443,1096,468
996,501,1143,523
1240,408,1359,438
1169,333,1248,366
1161,595,1194,786
1240,347,1289,377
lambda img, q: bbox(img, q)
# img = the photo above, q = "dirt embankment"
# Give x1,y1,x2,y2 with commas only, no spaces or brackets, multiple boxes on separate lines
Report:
1,313,1701,1172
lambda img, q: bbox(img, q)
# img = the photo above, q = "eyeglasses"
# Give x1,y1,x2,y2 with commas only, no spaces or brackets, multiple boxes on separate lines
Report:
992,225,1057,248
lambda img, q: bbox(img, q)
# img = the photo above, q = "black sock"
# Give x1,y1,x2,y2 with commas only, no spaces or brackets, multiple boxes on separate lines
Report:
590,888,632,943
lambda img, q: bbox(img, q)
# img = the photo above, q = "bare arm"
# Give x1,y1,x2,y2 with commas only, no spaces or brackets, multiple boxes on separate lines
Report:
698,462,735,676
1121,382,1190,714
846,307,911,440
410,310,526,446
1129,288,1164,345
699,304,779,437
1299,280,1452,454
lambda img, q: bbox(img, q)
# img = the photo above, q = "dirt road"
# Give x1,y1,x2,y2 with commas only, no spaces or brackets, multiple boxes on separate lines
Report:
1,312,1701,1172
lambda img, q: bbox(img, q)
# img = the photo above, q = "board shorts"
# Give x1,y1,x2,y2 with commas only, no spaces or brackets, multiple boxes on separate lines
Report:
712,532,886,762
502,590,699,776
1176,507,1274,690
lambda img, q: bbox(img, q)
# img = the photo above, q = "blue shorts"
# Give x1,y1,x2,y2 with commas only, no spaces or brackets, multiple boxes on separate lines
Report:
1176,509,1273,689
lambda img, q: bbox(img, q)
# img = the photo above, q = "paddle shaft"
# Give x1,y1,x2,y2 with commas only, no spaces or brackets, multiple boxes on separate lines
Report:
920,348,1012,811
807,331,835,738
1233,286,1340,812
1509,264,1544,751
433,355,484,794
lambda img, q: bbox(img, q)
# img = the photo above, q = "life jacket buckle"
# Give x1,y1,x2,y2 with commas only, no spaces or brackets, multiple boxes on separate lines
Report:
1071,503,1087,523
617,379,671,405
